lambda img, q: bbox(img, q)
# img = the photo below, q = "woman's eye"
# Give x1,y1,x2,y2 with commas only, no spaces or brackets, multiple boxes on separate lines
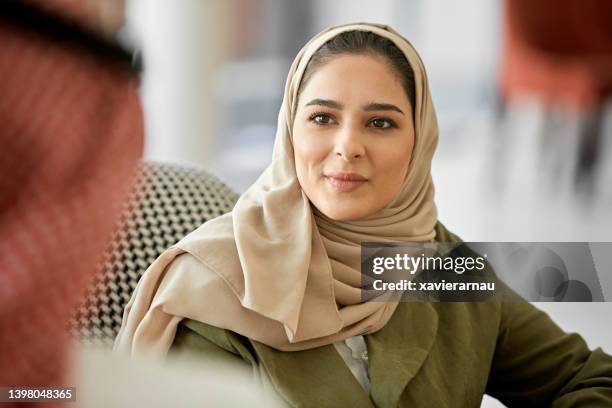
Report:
369,118,395,129
310,113,335,125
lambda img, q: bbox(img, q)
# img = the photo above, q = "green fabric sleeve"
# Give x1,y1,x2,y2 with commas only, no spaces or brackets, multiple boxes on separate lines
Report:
485,300,612,407
169,319,288,405
436,221,612,405
169,319,256,369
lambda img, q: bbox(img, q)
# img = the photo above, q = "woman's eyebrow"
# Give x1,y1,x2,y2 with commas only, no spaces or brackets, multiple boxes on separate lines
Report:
304,98,343,109
363,103,404,115
303,99,404,115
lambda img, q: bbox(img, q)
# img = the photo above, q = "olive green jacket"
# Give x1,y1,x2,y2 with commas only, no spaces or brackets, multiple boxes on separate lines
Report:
169,223,612,407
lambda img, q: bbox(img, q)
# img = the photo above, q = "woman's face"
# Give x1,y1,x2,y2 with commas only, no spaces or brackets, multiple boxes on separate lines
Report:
293,53,415,221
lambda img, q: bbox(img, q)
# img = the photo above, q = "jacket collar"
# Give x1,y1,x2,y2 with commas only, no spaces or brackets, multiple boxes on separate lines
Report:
252,302,439,407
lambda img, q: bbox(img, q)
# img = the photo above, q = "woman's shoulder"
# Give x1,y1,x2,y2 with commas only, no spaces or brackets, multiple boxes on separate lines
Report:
177,318,239,353
434,221,462,243
162,254,256,357
172,318,257,365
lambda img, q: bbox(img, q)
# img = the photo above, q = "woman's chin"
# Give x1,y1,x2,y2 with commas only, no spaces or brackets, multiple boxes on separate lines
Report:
315,202,373,221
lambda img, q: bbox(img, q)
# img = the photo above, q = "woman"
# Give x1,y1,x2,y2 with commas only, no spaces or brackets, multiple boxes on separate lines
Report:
115,23,612,407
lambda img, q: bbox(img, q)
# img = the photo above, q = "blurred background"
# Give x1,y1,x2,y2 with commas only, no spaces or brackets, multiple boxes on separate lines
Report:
127,0,612,241
1,1,611,407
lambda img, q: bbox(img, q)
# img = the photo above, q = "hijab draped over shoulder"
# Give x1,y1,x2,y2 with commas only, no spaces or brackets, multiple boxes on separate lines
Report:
114,22,439,356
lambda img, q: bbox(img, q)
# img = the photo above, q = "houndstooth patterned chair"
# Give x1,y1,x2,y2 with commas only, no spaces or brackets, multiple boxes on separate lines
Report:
70,162,239,346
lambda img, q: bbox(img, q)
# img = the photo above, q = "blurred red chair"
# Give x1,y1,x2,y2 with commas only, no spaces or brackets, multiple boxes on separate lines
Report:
500,0,612,110
499,0,612,189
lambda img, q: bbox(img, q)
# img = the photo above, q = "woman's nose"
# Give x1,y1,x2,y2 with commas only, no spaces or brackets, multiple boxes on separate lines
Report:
333,126,365,161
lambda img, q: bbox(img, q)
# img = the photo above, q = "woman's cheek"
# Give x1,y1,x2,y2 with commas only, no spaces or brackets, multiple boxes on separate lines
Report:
294,146,320,186
300,142,329,172
376,147,411,190
377,144,406,171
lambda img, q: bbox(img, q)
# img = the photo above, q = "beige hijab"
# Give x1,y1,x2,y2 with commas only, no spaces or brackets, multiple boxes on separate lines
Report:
114,22,438,356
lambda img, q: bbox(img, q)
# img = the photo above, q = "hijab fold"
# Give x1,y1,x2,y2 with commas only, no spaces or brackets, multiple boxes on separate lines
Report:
114,22,439,356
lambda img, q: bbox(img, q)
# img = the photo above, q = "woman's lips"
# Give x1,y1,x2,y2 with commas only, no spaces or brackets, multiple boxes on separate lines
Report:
324,172,368,192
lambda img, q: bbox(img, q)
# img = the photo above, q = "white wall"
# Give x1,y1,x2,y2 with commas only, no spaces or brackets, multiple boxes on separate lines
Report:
127,0,228,167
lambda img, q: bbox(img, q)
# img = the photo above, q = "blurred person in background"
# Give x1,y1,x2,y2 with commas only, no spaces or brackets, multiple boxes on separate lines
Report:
0,0,143,400
498,0,612,197
115,23,612,407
